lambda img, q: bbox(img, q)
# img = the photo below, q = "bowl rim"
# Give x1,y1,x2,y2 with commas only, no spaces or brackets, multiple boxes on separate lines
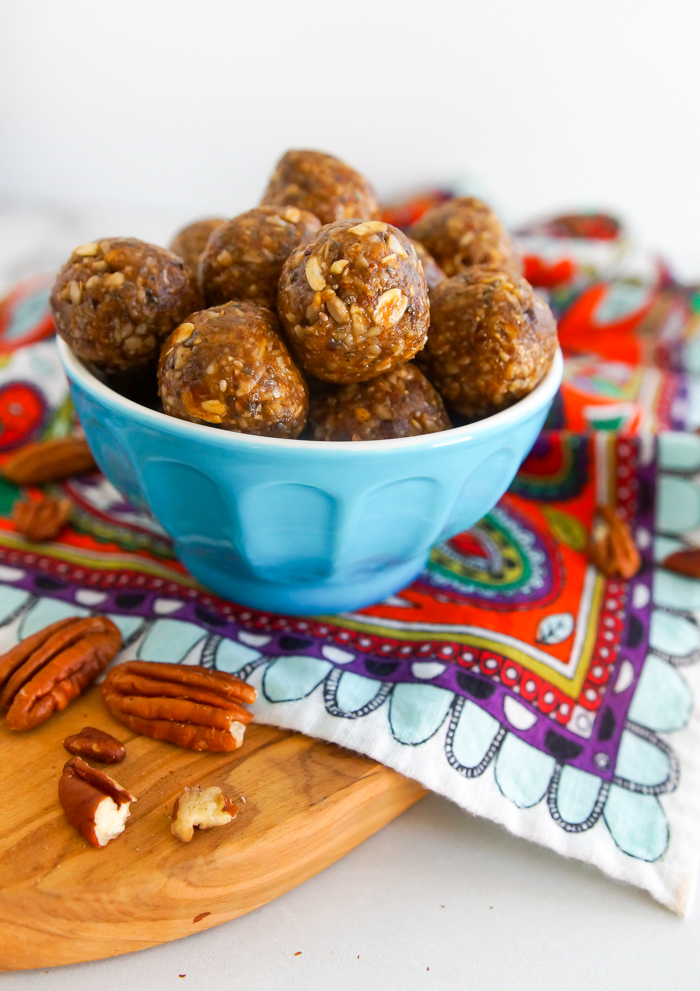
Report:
58,337,563,454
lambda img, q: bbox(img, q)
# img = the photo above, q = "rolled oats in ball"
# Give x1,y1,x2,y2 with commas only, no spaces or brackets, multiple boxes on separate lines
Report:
277,219,430,383
411,197,522,277
309,363,451,441
199,206,320,310
261,150,380,227
169,218,226,278
158,301,308,438
418,266,557,419
50,238,202,373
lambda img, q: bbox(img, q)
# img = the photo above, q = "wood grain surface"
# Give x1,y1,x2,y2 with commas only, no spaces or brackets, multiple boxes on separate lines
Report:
0,685,425,970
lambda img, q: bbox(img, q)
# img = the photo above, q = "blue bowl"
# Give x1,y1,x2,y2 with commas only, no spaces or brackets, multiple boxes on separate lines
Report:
58,338,563,615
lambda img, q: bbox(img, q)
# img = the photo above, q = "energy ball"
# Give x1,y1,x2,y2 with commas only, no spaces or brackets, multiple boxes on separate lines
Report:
309,363,451,441
199,206,321,310
50,238,202,373
158,301,308,438
277,219,430,383
169,218,226,278
411,197,522,277
418,267,557,419
261,150,380,227
410,238,446,291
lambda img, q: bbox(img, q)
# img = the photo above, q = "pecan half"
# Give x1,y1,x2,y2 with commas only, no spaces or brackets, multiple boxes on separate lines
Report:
0,616,122,730
58,756,135,847
171,785,238,842
63,726,126,763
1,436,96,485
588,506,641,580
102,661,256,752
12,494,72,542
661,548,700,579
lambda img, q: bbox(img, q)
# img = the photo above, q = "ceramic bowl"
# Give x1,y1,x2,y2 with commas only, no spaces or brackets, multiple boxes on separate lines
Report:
58,338,563,615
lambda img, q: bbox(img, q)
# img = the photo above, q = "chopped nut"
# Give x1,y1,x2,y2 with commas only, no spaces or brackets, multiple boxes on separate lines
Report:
200,398,227,416
69,281,82,305
63,726,126,763
104,271,125,288
387,233,407,258
305,255,326,292
588,506,641,580
59,756,135,848
348,221,388,235
280,206,301,223
216,248,233,266
1,437,96,485
330,259,349,274
326,294,350,325
85,275,100,289
171,785,238,842
372,288,408,329
173,322,196,344
12,494,71,542
661,548,700,579
74,242,99,257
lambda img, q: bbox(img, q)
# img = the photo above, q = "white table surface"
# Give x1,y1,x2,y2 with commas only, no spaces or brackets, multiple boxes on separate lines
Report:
2,211,699,990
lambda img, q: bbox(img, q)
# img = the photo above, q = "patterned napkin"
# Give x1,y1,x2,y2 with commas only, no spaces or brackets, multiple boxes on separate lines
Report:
1,210,699,913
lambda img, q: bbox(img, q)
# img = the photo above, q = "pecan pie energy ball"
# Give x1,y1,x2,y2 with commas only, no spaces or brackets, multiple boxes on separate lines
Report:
309,363,451,441
418,267,557,419
51,238,202,373
278,220,430,383
158,301,308,438
411,197,522,277
169,218,226,278
261,150,380,226
199,206,321,310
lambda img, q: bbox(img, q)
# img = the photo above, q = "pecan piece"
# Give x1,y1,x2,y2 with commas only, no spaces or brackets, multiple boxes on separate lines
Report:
588,506,641,580
171,785,238,842
0,616,122,730
102,661,256,752
63,726,126,763
1,436,96,485
12,494,72,542
58,756,135,847
661,548,700,579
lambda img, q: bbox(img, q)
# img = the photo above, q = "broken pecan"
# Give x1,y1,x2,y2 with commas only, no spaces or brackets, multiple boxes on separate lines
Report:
0,616,122,730
63,726,126,763
588,505,641,580
171,785,238,842
661,548,700,580
12,494,72,542
1,436,96,485
102,661,256,752
58,756,135,847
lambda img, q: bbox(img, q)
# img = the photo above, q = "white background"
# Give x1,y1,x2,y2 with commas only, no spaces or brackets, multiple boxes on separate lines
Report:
1,0,699,283
2,2,700,986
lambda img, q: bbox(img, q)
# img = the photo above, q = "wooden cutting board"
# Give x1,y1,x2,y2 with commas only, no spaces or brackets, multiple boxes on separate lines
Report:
0,685,425,971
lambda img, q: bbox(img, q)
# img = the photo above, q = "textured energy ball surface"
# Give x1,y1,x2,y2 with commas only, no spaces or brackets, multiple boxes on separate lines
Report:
411,197,522,277
51,238,202,373
199,206,320,311
277,219,430,383
410,238,446,291
418,267,557,419
309,363,451,441
261,150,380,226
158,301,308,438
169,218,226,278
